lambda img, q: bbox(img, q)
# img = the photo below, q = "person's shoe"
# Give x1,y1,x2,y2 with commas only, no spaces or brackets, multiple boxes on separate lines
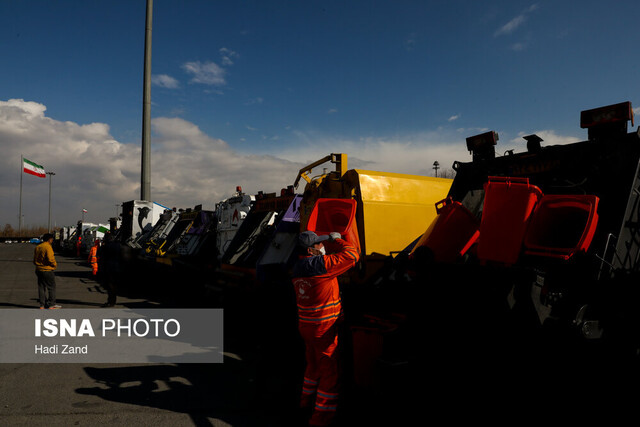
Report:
101,303,115,308
39,306,45,309
48,305,62,309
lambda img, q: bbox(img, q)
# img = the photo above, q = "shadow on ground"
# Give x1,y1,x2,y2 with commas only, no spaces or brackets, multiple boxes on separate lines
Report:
76,355,305,426
55,270,94,279
0,302,41,309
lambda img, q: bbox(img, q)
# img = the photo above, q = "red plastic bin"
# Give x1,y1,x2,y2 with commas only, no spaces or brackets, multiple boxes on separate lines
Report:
306,198,361,254
351,314,404,390
477,176,543,265
523,195,599,260
411,197,480,263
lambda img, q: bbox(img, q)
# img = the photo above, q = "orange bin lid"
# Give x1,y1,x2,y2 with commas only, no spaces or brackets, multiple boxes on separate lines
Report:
411,197,480,263
523,195,599,260
306,198,361,255
477,177,543,265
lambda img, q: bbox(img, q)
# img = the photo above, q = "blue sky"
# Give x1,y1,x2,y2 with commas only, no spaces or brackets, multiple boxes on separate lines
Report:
1,0,639,227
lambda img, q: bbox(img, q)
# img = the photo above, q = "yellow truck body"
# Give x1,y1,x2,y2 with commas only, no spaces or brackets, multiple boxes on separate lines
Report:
297,154,453,257
348,169,452,256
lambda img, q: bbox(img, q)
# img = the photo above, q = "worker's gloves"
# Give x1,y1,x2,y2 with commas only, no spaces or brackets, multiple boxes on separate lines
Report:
329,232,342,241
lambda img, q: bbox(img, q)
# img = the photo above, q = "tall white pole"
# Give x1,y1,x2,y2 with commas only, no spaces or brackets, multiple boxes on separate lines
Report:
47,171,55,232
19,155,23,237
141,0,153,201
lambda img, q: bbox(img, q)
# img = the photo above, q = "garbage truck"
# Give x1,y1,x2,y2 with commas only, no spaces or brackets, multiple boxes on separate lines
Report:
403,101,640,357
119,200,169,246
293,153,453,284
328,101,640,409
215,187,255,260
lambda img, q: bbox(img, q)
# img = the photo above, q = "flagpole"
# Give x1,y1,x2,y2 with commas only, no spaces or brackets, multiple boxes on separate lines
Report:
47,171,55,233
19,155,23,237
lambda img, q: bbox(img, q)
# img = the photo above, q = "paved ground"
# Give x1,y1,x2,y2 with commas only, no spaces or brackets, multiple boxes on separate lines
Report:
0,243,272,426
0,243,410,427
4,242,640,426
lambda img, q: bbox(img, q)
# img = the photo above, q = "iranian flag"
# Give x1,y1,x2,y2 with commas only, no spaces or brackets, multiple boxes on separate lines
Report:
23,158,46,178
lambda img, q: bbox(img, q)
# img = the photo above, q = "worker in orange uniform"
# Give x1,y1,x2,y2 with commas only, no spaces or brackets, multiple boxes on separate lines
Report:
88,239,100,276
292,230,359,427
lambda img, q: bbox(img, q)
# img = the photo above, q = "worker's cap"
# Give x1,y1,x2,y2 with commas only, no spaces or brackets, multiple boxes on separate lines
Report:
298,231,330,248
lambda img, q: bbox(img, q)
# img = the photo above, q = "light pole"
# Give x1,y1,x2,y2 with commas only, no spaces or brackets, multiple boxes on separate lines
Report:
433,161,440,178
141,0,153,201
46,171,55,232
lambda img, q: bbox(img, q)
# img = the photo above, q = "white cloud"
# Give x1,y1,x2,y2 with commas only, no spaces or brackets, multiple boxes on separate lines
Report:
244,97,263,106
182,61,226,86
219,47,239,66
275,126,582,181
457,127,489,134
494,4,539,37
328,108,338,114
151,74,180,89
0,99,138,228
274,130,472,178
148,118,300,208
511,130,581,148
404,33,417,51
0,98,583,229
495,15,525,36
448,114,460,122
0,99,302,227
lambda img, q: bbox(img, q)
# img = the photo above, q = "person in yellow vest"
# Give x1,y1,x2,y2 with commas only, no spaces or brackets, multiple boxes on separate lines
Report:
88,239,100,276
33,233,61,309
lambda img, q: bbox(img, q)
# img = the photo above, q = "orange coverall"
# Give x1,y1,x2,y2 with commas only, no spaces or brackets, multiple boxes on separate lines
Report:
292,238,359,426
88,244,99,276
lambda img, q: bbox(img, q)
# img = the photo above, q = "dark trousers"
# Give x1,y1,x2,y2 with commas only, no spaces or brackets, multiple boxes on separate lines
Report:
101,272,118,305
36,270,56,307
107,277,118,305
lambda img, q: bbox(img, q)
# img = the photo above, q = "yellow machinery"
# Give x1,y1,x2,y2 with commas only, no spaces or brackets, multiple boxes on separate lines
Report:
295,153,453,260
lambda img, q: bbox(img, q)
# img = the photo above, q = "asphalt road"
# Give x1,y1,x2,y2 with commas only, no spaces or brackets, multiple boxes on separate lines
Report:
0,243,278,426
4,242,639,426
0,243,409,427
